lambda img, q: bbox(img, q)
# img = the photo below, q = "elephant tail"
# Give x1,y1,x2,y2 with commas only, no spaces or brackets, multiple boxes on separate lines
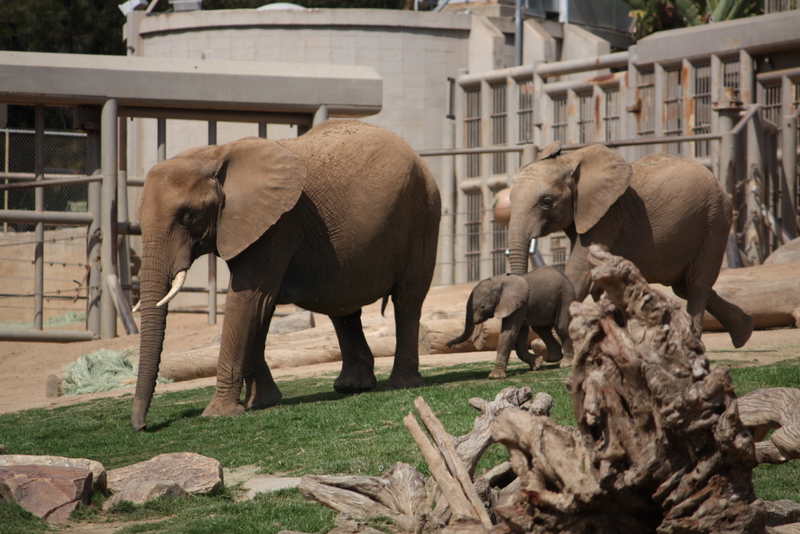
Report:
446,294,476,348
381,296,389,317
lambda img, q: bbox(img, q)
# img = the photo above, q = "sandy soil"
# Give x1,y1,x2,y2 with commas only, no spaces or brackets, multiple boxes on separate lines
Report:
1,283,799,416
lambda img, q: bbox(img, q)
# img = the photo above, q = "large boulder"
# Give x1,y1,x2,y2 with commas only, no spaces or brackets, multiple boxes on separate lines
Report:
0,454,106,492
105,452,222,510
0,464,92,522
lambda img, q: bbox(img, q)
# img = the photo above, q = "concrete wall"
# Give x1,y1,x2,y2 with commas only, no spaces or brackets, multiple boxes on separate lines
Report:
126,8,473,178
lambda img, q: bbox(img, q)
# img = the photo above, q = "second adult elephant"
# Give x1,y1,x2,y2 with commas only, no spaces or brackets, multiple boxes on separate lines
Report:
506,142,753,348
446,267,576,378
132,120,441,431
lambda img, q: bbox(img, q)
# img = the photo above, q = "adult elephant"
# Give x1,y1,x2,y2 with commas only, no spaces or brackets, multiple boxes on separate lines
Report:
506,141,753,348
132,119,441,431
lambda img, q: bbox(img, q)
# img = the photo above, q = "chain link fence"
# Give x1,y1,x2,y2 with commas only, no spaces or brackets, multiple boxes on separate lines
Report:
0,128,90,324
0,128,89,232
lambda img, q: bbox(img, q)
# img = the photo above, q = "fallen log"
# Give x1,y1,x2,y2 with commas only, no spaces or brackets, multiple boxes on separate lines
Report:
738,387,800,464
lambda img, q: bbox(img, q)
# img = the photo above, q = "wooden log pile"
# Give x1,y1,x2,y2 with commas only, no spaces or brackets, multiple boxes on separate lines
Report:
296,246,800,534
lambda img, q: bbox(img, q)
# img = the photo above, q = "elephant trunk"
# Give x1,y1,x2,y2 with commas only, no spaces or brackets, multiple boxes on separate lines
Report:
508,216,534,275
446,294,476,347
132,244,171,431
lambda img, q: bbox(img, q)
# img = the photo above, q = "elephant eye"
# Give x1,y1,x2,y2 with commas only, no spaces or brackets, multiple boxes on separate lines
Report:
539,196,555,210
179,212,193,227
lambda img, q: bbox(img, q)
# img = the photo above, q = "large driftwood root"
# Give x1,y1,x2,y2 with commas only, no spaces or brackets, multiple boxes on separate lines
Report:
738,387,800,464
491,246,766,534
299,387,549,534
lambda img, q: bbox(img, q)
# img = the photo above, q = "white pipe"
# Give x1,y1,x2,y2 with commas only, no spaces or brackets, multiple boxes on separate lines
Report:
157,270,187,307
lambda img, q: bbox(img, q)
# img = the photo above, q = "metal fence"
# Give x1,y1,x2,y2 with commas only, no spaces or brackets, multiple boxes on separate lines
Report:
444,30,800,283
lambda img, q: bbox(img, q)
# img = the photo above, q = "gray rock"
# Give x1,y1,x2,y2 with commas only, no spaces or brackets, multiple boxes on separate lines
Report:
0,454,106,492
0,464,92,522
105,452,222,510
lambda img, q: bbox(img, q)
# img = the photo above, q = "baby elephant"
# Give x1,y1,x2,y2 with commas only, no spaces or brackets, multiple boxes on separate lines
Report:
446,267,576,379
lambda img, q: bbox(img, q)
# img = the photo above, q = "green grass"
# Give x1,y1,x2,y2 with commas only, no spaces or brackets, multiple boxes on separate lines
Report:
1,357,799,532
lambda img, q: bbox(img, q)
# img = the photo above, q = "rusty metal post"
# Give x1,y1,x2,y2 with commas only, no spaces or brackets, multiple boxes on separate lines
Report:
745,106,766,265
782,114,798,240
33,105,44,330
117,116,133,305
207,120,218,325
438,118,455,285
101,98,118,339
86,114,102,337
714,90,744,268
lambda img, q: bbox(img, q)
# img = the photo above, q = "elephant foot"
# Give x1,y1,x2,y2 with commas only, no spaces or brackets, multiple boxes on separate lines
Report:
334,371,377,394
488,368,507,379
246,388,282,410
729,313,755,349
385,371,424,390
202,396,246,417
559,357,573,369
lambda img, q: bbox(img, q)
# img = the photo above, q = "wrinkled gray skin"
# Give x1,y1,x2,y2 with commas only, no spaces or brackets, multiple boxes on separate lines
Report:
446,267,576,379
506,142,753,348
132,120,441,431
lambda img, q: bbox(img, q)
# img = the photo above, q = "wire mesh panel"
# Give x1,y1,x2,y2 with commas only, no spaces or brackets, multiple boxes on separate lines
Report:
465,190,483,282
723,58,740,100
491,221,507,276
552,95,567,143
664,68,683,155
518,79,534,144
637,69,655,157
1,129,88,233
464,87,482,178
762,84,783,126
765,0,799,13
578,92,595,144
604,88,620,141
693,63,712,157
490,83,507,175
548,234,568,272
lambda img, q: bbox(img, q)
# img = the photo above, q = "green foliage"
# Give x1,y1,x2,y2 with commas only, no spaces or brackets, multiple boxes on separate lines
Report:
0,357,799,532
0,311,86,330
61,348,171,396
622,0,762,40
0,501,52,534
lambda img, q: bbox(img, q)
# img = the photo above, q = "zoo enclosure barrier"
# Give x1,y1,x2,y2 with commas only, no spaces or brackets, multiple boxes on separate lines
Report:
434,26,800,285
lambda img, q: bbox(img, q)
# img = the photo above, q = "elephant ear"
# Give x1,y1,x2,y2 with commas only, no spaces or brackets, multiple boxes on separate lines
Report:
216,138,306,260
494,274,530,319
537,140,562,160
559,144,632,235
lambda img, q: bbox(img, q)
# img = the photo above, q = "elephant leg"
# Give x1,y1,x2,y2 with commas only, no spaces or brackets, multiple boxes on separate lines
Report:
203,287,282,417
564,242,594,302
490,313,524,379
513,324,539,371
672,280,711,341
386,289,426,390
532,325,563,363
243,310,283,410
706,290,754,348
555,304,574,363
331,310,378,394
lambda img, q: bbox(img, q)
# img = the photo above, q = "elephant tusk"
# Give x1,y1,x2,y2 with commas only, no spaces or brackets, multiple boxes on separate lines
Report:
156,270,188,308
132,301,141,313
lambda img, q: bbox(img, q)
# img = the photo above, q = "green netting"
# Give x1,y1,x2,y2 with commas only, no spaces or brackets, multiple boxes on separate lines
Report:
61,347,172,396
1,311,86,329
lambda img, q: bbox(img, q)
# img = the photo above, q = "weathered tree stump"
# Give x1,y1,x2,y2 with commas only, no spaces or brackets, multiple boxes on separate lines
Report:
491,245,766,534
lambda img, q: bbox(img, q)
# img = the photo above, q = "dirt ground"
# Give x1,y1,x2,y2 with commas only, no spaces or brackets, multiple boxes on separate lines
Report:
1,283,799,417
